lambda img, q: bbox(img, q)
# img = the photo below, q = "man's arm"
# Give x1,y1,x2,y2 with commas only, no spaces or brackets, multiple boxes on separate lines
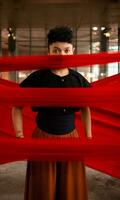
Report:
81,107,92,139
12,106,24,138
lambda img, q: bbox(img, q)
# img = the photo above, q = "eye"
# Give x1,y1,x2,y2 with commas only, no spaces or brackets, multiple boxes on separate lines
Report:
52,48,60,54
64,49,71,54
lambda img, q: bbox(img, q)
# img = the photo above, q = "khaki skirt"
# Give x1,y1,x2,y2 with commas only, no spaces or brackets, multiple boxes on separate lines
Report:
24,127,88,200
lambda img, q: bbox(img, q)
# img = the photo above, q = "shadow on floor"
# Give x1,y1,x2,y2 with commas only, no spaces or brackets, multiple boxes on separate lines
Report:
0,161,120,200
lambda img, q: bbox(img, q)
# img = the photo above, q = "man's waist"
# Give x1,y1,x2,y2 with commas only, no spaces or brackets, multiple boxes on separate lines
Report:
36,113,75,135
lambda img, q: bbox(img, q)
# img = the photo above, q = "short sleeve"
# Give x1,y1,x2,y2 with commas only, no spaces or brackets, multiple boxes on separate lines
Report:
81,76,91,88
71,70,91,88
19,70,41,88
19,70,44,112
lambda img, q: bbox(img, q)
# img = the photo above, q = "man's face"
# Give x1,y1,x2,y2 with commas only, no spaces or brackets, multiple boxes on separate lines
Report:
48,42,75,55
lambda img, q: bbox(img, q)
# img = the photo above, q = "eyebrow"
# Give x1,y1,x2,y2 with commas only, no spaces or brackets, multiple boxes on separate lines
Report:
53,47,70,50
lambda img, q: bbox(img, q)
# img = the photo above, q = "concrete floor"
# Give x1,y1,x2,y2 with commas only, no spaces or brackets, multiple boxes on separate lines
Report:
0,161,120,200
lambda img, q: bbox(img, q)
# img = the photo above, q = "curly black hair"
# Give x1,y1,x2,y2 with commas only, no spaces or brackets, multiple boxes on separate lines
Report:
47,26,74,46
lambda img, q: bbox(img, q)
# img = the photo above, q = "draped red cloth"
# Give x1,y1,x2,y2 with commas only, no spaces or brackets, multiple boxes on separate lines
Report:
0,74,120,179
0,52,120,179
0,51,120,71
0,87,119,107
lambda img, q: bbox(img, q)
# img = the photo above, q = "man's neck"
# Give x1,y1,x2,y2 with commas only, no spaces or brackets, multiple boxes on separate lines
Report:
51,68,69,77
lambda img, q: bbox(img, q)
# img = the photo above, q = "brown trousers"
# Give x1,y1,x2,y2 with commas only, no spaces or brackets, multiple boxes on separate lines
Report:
24,128,88,200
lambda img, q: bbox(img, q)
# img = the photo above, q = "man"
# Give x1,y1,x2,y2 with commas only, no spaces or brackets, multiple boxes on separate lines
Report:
12,26,92,200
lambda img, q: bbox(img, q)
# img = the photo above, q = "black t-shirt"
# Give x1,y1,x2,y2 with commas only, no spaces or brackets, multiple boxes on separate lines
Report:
20,69,90,134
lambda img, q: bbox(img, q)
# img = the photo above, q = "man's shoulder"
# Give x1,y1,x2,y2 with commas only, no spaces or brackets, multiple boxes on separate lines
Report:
29,69,48,78
69,69,84,79
19,69,48,87
69,69,90,87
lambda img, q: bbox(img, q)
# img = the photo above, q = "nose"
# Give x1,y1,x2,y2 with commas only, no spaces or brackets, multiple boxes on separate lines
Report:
59,50,65,55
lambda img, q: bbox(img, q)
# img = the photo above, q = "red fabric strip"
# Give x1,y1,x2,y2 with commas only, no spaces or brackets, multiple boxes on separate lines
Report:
0,74,120,179
0,137,120,162
0,87,119,106
0,51,120,71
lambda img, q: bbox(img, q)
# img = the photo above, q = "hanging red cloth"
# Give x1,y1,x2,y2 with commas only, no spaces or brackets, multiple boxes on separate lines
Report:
0,73,120,179
0,52,120,71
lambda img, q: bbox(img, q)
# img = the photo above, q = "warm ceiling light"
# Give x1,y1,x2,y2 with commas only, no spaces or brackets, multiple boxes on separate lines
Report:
103,32,111,37
92,27,98,31
101,27,106,30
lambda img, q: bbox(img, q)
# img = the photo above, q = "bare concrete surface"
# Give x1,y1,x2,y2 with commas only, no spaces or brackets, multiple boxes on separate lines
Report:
0,161,120,200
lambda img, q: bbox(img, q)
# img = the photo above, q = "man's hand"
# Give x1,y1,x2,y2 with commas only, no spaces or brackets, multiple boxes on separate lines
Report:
16,135,24,138
86,135,92,140
16,130,24,138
